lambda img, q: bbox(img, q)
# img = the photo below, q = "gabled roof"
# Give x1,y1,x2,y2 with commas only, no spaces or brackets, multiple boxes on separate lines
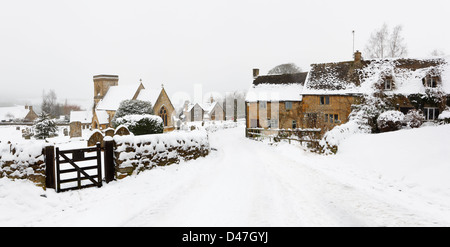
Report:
136,88,161,105
95,110,109,124
302,56,450,96
0,105,32,121
246,72,307,102
96,83,143,111
69,110,92,124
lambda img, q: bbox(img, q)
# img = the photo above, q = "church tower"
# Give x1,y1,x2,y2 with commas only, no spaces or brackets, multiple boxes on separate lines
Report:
93,74,119,107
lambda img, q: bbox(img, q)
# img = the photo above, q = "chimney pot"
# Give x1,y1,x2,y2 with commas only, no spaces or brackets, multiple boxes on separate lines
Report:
354,50,362,63
253,68,259,79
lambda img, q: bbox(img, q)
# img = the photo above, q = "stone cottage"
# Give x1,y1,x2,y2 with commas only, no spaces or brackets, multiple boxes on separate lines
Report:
245,51,450,137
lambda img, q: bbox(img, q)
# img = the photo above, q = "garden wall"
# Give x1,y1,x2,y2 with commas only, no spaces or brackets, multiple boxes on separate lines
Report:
113,131,210,179
0,141,46,187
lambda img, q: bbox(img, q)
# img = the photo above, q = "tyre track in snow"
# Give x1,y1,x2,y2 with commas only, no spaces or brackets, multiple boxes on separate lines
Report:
253,144,442,226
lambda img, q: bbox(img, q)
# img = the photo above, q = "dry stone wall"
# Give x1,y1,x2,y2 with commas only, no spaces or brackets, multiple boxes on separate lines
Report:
113,131,210,179
0,141,46,187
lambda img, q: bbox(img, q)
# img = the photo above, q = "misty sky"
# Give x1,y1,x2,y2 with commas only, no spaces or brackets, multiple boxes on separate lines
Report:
1,0,449,109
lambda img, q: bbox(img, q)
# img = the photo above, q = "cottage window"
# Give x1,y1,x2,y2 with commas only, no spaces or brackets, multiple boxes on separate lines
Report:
285,101,293,110
260,101,267,108
268,119,278,129
384,78,392,90
320,96,330,105
325,114,339,123
423,107,439,121
292,120,297,129
423,75,439,88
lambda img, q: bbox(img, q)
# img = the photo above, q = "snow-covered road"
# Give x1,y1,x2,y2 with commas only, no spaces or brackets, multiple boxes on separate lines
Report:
1,125,449,226
120,126,445,227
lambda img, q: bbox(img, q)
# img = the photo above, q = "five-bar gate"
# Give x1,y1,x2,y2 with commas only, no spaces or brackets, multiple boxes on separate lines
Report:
56,143,103,192
45,140,115,193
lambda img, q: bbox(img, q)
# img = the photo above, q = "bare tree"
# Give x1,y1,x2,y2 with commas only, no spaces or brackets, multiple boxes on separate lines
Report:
365,23,407,59
41,89,58,117
430,49,446,57
268,63,302,75
389,25,407,58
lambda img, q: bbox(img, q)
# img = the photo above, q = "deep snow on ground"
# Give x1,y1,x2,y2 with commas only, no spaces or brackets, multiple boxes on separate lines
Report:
1,124,450,226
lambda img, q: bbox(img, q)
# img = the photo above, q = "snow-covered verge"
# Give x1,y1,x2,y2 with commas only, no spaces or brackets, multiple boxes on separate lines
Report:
0,124,449,226
181,119,243,133
113,130,210,179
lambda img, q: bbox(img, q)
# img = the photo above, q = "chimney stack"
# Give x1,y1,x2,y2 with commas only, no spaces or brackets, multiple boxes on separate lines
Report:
354,50,362,63
253,68,259,79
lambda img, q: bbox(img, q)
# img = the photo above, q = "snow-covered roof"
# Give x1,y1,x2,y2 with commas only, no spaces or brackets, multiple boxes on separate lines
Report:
245,73,306,102
0,105,31,121
96,83,142,111
95,110,109,124
186,103,204,112
302,56,450,96
69,110,92,124
136,88,161,105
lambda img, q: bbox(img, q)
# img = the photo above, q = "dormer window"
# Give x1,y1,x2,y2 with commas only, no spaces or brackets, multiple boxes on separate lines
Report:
384,78,392,90
423,75,439,88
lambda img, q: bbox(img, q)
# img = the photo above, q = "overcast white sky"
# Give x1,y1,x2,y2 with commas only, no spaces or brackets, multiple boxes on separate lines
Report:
1,0,449,109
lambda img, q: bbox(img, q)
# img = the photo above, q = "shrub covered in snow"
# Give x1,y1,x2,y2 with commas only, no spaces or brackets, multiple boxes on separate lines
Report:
113,114,163,136
33,112,58,139
319,110,372,154
438,108,450,124
377,110,405,133
404,109,425,128
111,99,154,127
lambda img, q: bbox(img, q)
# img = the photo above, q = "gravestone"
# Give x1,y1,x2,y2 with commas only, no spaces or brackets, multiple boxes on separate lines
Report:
115,125,130,136
70,121,82,138
105,128,114,137
87,131,104,147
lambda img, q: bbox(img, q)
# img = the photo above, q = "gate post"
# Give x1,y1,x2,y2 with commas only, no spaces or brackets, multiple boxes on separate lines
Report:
104,139,115,183
44,145,55,189
96,143,103,188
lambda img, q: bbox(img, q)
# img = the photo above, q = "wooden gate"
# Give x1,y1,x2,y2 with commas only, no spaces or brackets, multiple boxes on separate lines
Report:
55,143,103,193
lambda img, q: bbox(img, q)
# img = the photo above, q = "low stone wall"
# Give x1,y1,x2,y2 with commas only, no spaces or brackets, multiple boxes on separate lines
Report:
113,131,210,179
0,141,46,187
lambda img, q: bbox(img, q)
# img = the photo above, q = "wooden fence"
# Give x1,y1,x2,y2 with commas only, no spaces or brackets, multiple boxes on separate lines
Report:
246,128,322,147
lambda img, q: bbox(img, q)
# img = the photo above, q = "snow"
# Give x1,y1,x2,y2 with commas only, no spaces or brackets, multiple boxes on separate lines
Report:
69,111,92,124
302,56,450,96
1,123,450,226
95,110,109,124
136,88,161,106
115,114,163,126
439,109,450,120
0,105,30,121
96,83,142,111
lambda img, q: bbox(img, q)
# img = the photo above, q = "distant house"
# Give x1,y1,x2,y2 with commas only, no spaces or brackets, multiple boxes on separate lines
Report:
245,51,450,137
0,105,38,122
69,111,93,129
182,101,225,122
84,75,176,131
184,103,205,122
204,101,225,121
